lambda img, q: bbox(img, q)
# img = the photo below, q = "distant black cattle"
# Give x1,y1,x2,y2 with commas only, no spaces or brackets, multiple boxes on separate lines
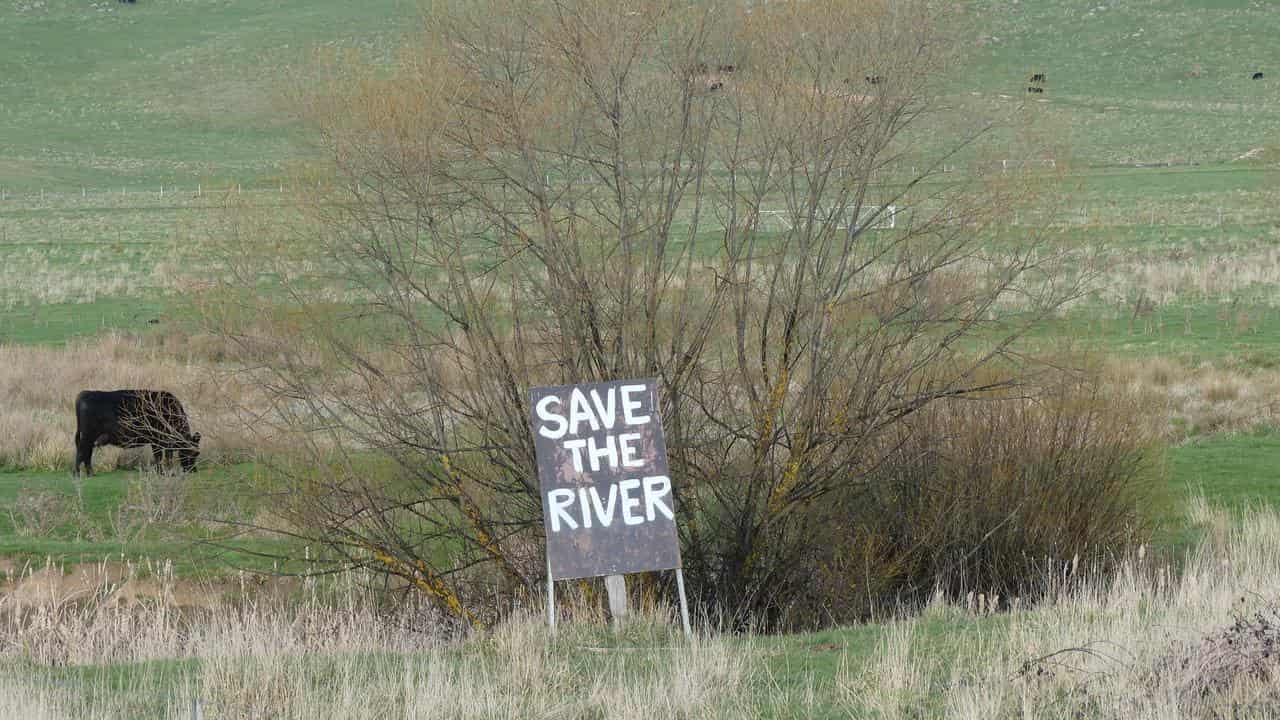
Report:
1253,72,1265,80
717,64,736,74
865,75,884,85
1029,73,1046,83
118,0,135,3
1027,86,1044,93
74,390,201,475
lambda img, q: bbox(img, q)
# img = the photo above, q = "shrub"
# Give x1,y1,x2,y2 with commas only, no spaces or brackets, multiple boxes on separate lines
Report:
788,371,1163,626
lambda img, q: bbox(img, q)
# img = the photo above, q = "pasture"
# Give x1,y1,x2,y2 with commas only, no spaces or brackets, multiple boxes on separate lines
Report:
2,0,1280,717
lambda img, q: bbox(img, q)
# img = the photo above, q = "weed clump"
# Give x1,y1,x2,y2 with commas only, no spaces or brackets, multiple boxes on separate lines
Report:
1155,600,1280,707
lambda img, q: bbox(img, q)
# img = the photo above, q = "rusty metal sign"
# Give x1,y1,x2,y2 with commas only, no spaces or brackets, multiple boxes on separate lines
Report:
530,379,680,580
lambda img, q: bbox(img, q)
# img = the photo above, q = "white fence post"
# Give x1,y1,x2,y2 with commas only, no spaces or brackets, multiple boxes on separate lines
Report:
546,555,556,637
605,574,628,627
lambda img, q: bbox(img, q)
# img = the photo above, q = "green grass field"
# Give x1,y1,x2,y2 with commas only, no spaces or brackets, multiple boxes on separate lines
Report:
0,429,1266,582
965,0,1280,165
0,465,294,577
0,0,418,190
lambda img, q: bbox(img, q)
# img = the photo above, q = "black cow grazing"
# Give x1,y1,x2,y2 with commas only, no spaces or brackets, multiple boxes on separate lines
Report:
1253,72,1265,80
74,390,200,476
1029,73,1046,84
717,64,736,74
1027,86,1045,93
865,75,884,85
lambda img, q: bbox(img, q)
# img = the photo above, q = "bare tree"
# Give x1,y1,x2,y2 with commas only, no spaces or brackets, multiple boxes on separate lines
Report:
204,0,1081,627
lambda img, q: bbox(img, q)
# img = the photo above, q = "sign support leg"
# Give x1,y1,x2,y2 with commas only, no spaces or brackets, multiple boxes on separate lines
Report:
675,567,692,639
605,574,628,628
546,555,556,638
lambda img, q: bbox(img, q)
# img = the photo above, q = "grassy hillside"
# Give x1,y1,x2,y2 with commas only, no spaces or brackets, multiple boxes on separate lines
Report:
965,0,1280,164
0,0,414,190
1,0,1277,189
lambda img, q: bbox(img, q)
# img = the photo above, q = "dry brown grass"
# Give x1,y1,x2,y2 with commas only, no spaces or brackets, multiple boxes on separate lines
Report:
1110,356,1280,440
0,565,752,719
0,333,277,471
1105,244,1280,308
5,503,1280,717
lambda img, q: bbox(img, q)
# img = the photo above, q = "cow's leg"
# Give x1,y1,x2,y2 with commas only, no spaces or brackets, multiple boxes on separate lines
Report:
76,434,96,477
151,445,166,473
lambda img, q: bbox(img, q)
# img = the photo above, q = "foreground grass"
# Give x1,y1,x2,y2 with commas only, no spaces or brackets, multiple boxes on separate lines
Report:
3,502,1280,718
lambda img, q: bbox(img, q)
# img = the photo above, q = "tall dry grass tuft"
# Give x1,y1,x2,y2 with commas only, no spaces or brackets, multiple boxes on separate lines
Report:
1110,356,1280,439
840,501,1280,718
0,564,753,719
0,333,276,470
839,620,930,716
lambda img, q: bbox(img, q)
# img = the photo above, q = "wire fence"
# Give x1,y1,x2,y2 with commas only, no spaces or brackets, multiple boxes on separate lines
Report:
0,182,306,205
1,174,1277,231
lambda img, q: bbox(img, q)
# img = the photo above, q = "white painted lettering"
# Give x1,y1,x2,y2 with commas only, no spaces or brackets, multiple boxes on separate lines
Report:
547,489,578,531
643,475,674,521
536,395,568,439
620,384,651,426
568,388,601,435
619,479,643,525
589,484,619,527
587,434,619,471
563,438,588,472
577,488,593,528
618,432,643,468
590,388,617,430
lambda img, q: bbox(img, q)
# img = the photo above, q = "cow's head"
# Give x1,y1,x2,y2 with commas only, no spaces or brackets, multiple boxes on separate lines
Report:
180,432,202,472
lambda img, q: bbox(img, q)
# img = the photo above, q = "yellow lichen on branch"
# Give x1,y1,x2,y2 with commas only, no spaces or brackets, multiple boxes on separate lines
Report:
360,540,483,629
769,443,806,514
441,453,525,587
